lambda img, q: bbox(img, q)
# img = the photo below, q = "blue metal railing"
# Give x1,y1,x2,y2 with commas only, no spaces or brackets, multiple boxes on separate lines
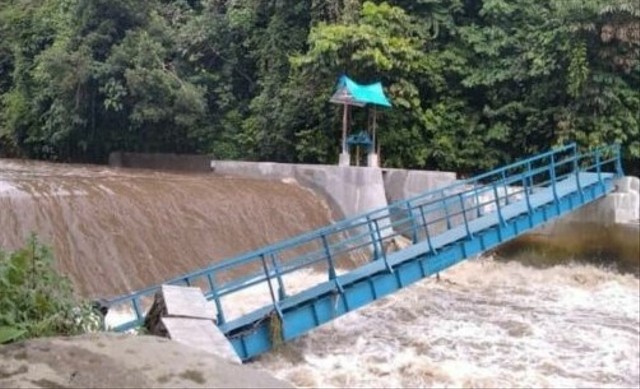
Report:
106,143,622,332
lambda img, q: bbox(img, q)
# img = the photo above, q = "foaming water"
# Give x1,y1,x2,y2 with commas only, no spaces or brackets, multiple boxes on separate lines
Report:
0,158,336,298
250,257,640,388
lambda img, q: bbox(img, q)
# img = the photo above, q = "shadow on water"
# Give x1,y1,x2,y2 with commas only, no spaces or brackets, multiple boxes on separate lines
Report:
493,222,639,277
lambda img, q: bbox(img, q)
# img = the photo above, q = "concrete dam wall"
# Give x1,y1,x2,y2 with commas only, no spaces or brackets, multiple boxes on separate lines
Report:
209,160,458,224
106,151,638,273
497,176,639,273
109,151,214,172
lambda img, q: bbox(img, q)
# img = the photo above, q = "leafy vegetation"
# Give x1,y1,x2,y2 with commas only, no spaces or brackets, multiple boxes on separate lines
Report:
0,234,96,344
0,0,638,175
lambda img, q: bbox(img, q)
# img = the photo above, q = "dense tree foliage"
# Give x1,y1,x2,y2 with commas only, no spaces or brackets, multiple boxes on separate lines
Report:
1,0,638,175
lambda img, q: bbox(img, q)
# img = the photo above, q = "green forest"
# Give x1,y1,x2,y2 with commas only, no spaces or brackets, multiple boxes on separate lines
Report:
0,0,638,175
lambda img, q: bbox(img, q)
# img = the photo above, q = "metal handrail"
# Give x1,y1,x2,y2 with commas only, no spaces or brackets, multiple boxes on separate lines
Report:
106,142,622,332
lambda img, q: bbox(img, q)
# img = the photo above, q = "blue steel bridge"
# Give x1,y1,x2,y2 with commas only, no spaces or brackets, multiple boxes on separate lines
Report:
106,143,623,361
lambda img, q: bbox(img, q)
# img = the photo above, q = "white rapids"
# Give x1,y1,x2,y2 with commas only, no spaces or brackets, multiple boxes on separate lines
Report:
247,257,640,388
103,256,639,389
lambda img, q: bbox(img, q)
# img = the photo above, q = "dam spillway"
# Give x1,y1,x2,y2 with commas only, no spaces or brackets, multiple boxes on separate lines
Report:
0,158,337,298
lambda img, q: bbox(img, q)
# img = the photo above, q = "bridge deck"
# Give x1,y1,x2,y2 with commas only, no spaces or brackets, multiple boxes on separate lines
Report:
106,143,623,361
218,171,610,333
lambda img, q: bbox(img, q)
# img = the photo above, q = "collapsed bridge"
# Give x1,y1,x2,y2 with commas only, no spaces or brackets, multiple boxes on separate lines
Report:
106,143,623,361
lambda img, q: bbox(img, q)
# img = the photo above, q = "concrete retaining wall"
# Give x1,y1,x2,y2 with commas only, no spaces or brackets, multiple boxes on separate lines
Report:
107,152,459,222
210,160,459,244
381,168,458,204
109,151,636,269
109,152,214,172
210,161,386,220
533,176,639,233
210,161,457,221
107,152,458,247
500,176,640,272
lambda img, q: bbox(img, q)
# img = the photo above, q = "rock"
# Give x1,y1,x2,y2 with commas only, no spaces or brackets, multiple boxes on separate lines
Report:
91,298,110,317
0,333,293,388
383,235,413,254
143,291,169,337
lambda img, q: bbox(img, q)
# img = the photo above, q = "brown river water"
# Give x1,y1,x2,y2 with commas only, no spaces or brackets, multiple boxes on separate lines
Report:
0,158,334,298
1,158,638,388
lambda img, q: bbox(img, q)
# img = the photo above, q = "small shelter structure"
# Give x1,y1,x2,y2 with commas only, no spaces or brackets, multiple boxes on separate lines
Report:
330,75,392,167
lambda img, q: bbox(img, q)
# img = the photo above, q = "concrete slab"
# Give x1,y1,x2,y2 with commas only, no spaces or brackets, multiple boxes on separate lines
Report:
161,284,212,319
161,317,242,365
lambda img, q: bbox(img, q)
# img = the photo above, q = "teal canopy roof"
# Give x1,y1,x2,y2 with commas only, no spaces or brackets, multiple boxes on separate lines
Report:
329,75,392,108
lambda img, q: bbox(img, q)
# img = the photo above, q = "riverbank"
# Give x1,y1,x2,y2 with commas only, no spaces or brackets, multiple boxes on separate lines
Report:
0,333,293,388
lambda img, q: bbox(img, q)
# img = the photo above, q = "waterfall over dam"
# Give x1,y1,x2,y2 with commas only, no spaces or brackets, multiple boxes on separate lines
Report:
0,158,336,299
